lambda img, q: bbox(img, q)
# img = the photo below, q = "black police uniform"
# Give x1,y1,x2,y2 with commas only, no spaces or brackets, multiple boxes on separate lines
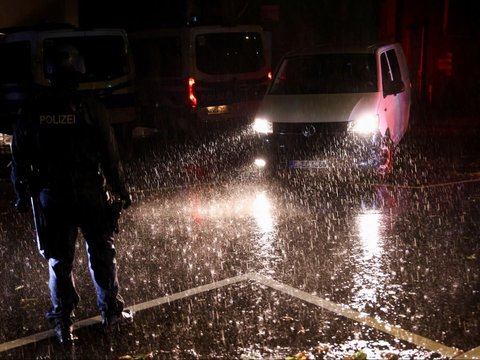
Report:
11,76,131,341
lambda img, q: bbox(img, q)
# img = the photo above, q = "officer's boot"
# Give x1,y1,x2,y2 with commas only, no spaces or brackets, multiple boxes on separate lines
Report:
51,316,77,344
102,309,134,331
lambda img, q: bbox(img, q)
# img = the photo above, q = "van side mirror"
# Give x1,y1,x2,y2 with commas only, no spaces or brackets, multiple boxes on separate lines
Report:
383,79,405,97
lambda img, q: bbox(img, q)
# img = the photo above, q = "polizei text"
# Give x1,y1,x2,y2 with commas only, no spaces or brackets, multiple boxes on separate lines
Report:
39,114,76,125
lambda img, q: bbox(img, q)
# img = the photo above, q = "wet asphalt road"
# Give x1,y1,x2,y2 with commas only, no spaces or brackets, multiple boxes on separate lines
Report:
0,117,480,359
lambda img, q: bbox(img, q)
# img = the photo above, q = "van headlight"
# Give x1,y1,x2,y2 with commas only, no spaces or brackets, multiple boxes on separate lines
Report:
348,114,379,135
253,117,273,134
254,158,267,168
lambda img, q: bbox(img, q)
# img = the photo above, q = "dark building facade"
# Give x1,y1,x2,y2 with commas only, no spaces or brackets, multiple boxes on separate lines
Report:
380,0,480,117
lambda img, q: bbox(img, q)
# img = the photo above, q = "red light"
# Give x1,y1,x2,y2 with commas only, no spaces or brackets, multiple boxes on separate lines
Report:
268,71,272,80
188,77,197,108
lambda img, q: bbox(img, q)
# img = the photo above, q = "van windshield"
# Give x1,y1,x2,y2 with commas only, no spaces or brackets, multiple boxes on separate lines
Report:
195,32,265,75
43,35,130,82
270,54,377,94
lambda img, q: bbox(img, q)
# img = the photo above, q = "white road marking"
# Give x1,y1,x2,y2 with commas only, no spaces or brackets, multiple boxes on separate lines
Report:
0,273,471,358
0,273,251,353
251,273,464,359
127,273,251,313
380,177,480,190
0,330,53,353
453,346,480,359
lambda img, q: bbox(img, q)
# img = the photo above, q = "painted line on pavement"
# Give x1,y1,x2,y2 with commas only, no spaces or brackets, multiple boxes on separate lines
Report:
250,273,463,359
127,272,251,313
0,273,251,353
381,177,480,190
0,272,468,358
0,330,54,354
453,346,480,359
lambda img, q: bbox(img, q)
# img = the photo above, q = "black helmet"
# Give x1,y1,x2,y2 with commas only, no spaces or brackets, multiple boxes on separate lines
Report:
47,44,85,87
52,44,85,74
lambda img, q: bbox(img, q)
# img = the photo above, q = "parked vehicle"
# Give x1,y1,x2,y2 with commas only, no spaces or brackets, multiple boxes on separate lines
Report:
253,42,411,177
0,24,137,158
129,25,271,139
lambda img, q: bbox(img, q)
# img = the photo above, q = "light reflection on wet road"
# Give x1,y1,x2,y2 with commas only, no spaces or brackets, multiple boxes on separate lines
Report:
120,157,480,354
0,123,480,358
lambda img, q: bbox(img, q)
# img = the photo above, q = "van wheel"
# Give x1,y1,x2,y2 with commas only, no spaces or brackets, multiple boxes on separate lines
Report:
377,133,394,178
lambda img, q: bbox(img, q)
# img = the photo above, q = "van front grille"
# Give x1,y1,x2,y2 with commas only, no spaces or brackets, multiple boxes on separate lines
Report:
273,121,349,136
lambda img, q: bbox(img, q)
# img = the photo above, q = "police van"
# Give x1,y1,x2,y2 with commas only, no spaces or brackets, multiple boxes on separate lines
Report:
253,42,411,177
0,24,137,158
129,24,271,138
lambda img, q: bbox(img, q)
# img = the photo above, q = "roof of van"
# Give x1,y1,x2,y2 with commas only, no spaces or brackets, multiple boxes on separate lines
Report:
0,23,126,36
283,42,398,57
129,24,264,37
0,23,77,34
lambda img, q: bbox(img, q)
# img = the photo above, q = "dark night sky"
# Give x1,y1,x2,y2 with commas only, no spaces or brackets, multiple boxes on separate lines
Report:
78,0,378,36
78,0,248,30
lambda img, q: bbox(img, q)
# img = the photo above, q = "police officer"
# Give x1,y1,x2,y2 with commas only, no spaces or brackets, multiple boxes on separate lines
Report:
11,44,133,344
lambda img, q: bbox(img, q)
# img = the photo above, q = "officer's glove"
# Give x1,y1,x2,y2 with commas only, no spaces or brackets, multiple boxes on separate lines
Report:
15,196,30,213
119,190,132,210
121,195,132,210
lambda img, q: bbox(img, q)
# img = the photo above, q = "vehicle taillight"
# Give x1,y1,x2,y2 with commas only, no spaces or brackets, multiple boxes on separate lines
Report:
268,71,272,80
188,77,197,108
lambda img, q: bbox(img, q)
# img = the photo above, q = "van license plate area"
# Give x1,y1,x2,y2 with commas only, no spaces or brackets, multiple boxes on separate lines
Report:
289,160,327,169
207,105,228,115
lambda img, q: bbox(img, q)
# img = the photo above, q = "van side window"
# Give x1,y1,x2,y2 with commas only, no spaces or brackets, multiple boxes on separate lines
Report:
0,41,33,84
381,49,404,94
131,36,182,78
386,49,402,82
381,52,392,82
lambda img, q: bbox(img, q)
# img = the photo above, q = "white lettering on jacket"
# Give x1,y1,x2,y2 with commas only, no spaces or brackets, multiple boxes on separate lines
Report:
39,114,76,125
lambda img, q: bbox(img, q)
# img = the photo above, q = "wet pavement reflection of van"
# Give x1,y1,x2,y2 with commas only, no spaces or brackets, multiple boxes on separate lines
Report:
130,25,271,139
253,42,411,177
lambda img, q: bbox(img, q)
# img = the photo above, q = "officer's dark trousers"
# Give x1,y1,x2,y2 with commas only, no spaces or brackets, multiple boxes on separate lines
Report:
35,186,125,323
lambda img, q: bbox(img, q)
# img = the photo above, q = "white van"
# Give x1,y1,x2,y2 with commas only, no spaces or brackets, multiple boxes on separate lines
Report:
129,25,271,138
253,42,411,176
0,25,137,157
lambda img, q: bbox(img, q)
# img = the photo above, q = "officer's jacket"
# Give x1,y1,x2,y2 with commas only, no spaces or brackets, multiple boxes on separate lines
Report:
11,85,128,198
